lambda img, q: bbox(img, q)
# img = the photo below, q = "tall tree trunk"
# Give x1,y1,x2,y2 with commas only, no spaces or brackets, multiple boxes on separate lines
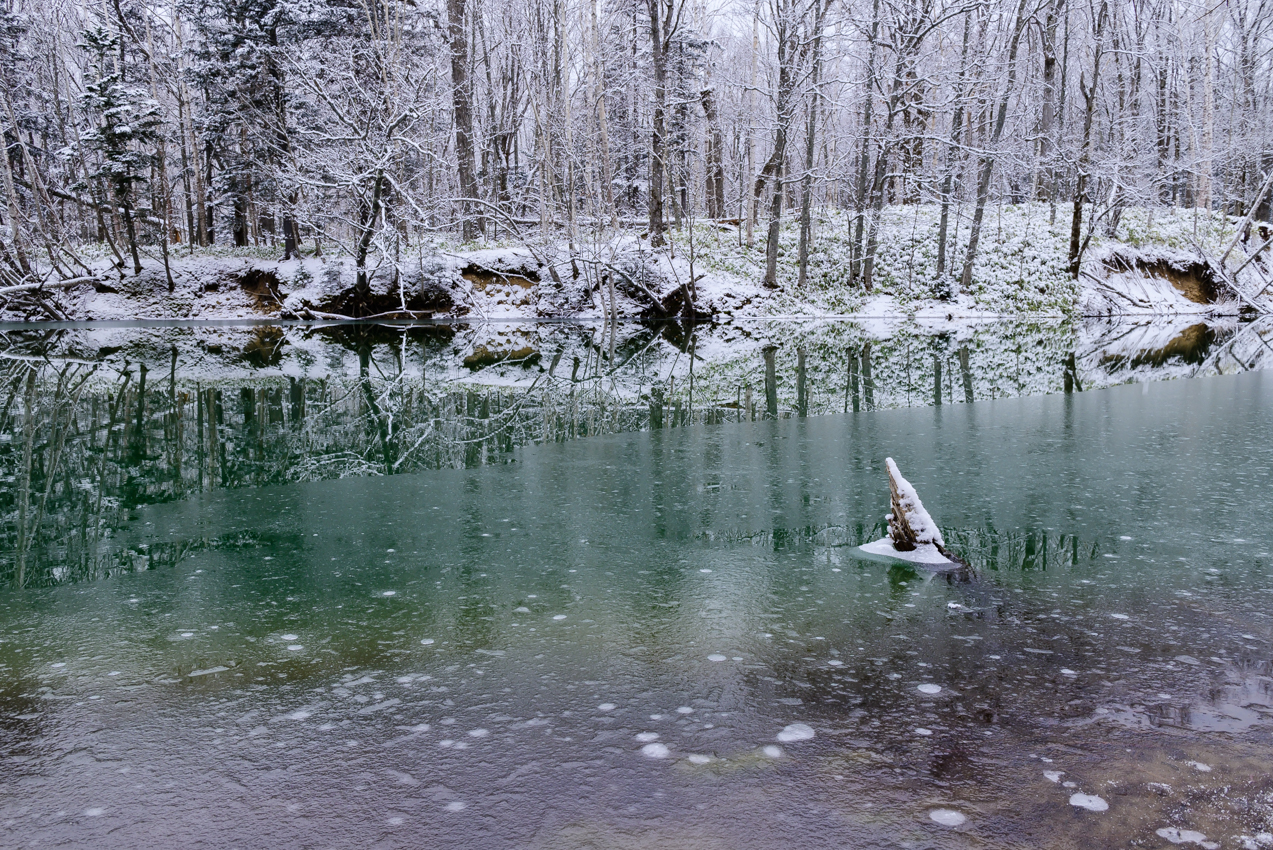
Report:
1068,0,1109,278
354,170,386,314
449,0,483,241
958,0,1031,293
761,0,801,289
647,0,671,246
1036,0,1067,203
851,0,880,288
797,0,828,289
590,0,618,226
935,10,971,286
701,87,727,220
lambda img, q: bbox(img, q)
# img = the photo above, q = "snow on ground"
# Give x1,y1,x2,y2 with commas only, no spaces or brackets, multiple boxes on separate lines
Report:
7,203,1269,325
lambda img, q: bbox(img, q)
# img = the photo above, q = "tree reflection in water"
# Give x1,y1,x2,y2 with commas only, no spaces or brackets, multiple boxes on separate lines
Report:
2,316,1268,588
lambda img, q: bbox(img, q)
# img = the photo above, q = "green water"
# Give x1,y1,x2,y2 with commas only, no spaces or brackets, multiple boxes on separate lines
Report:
1,322,1271,848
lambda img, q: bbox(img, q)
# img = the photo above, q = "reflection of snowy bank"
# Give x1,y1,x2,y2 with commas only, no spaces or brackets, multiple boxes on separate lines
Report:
1079,316,1271,386
5,315,1271,417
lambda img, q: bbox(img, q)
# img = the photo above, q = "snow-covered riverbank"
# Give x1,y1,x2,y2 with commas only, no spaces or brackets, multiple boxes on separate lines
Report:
5,204,1269,323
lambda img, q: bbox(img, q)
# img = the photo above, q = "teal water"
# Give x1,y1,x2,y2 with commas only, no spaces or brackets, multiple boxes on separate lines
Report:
1,327,1272,848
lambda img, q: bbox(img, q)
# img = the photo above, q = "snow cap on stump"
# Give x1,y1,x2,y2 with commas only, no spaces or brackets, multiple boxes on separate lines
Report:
885,457,944,551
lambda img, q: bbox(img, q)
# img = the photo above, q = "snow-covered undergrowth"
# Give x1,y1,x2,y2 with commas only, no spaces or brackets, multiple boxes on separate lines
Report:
693,204,1080,316
7,203,1268,323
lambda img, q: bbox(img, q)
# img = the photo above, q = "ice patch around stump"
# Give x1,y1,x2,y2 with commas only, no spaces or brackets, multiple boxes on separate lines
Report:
857,458,966,571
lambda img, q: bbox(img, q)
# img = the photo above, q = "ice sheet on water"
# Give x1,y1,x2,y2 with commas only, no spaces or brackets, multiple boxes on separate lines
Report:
860,537,954,566
917,684,942,694
1157,827,1216,847
188,666,230,678
1069,794,1108,812
928,809,966,826
776,723,814,743
635,732,660,742
641,743,670,758
707,654,727,662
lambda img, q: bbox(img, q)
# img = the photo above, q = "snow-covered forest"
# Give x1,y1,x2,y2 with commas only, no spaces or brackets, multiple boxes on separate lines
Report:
1,0,1271,318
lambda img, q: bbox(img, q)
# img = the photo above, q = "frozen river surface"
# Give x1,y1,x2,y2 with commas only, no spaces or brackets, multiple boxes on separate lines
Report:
1,353,1272,848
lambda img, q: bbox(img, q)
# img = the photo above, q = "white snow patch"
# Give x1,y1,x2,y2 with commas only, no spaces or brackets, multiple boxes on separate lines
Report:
762,745,783,758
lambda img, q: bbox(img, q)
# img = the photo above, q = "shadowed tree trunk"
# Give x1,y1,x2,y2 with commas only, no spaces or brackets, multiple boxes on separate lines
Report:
449,0,483,241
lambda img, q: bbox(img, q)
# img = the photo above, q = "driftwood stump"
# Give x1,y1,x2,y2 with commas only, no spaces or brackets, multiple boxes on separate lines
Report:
886,457,939,551
884,458,972,570
887,471,920,551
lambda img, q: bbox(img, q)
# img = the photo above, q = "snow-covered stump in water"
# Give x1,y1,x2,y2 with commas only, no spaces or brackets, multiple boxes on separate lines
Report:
859,458,967,570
